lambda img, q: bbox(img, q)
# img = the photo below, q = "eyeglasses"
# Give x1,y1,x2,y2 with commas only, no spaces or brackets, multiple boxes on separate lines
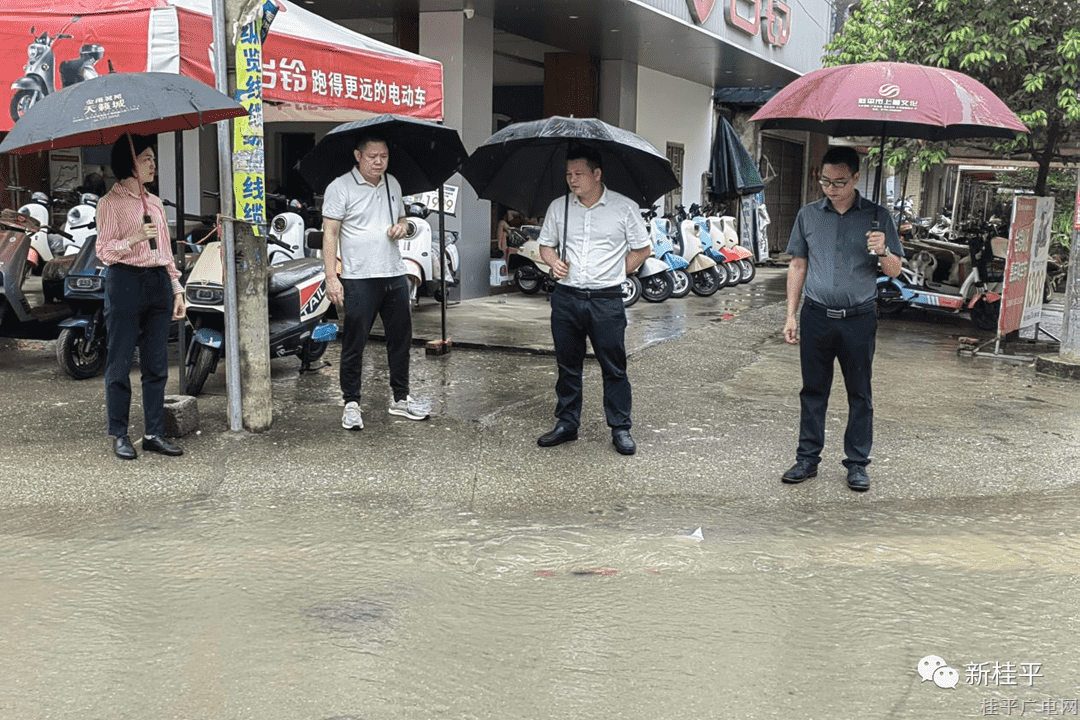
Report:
818,177,851,189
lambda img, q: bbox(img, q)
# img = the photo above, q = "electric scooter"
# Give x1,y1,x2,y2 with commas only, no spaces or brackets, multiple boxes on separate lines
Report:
643,207,691,298
876,219,1007,331
0,209,72,332
399,201,460,303
706,213,756,283
506,225,555,295
675,210,723,296
15,192,65,274
10,15,107,122
41,191,98,304
182,236,337,396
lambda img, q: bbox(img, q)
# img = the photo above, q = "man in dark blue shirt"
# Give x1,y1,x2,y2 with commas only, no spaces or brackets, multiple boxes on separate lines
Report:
781,146,903,491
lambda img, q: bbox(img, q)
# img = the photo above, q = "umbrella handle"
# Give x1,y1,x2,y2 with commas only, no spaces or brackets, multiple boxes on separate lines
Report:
144,213,157,251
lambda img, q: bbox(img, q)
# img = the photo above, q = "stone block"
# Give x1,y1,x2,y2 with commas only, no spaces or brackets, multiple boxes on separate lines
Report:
1034,355,1080,381
163,394,199,438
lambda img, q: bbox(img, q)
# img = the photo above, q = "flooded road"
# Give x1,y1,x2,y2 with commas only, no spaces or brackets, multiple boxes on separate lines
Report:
3,489,1078,720
3,267,1078,719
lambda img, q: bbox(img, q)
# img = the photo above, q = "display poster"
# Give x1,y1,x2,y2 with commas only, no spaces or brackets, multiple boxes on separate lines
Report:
404,184,459,217
999,196,1054,334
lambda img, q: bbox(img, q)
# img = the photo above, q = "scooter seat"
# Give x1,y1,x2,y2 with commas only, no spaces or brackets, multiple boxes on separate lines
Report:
268,258,323,294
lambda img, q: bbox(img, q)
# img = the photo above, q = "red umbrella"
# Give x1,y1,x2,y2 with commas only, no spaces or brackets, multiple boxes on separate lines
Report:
750,62,1027,200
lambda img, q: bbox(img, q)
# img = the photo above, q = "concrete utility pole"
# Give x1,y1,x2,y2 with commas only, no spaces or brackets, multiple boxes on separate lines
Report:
211,0,272,431
1061,166,1080,359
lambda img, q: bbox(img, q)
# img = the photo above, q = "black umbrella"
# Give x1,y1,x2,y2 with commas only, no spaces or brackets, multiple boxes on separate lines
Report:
298,114,467,350
296,114,468,196
460,116,680,218
0,72,246,155
709,116,763,199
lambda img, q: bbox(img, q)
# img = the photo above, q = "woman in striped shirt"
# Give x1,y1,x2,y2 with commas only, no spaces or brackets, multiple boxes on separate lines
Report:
98,133,186,460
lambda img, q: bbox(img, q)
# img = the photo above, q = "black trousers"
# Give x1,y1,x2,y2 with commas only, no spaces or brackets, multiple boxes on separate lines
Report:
797,300,877,468
339,275,411,405
103,264,173,438
550,284,631,432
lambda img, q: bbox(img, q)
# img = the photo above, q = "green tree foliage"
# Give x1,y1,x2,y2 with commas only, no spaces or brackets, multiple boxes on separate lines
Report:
825,0,1080,196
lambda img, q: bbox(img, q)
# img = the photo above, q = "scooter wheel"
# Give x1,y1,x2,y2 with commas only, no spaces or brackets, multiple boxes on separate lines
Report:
642,272,674,303
670,268,692,298
690,267,721,297
55,327,107,380
621,275,642,307
10,89,40,123
184,345,217,396
725,261,743,285
515,268,542,295
739,258,756,283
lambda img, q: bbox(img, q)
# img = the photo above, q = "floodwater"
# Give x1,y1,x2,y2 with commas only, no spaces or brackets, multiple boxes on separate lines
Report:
3,490,1078,720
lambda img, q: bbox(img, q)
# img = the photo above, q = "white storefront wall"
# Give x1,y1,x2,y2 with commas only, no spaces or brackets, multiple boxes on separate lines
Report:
636,66,714,212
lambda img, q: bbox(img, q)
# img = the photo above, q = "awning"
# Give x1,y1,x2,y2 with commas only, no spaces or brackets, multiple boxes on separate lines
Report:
0,0,443,134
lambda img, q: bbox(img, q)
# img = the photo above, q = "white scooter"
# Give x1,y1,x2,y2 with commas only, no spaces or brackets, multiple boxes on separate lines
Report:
676,215,723,296
706,214,756,283
61,192,99,256
16,191,63,274
505,224,554,295
399,201,460,304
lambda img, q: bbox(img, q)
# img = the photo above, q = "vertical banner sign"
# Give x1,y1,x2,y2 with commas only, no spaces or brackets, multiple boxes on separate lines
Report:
999,197,1034,335
1021,196,1055,328
999,196,1055,334
233,11,269,235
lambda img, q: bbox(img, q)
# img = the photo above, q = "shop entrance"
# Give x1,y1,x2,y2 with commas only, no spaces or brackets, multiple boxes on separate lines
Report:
760,135,804,255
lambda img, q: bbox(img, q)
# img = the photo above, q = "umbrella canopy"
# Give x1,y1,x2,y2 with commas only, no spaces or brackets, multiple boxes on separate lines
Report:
297,114,467,196
749,62,1027,140
460,116,680,219
0,71,246,155
709,116,764,199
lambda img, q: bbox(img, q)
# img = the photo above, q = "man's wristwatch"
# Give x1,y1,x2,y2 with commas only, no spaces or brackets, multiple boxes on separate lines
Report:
877,247,891,258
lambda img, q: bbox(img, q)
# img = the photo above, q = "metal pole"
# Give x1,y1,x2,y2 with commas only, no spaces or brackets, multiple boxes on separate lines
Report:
1060,166,1080,359
949,169,963,240
438,185,447,345
872,134,885,204
211,0,243,431
174,130,187,395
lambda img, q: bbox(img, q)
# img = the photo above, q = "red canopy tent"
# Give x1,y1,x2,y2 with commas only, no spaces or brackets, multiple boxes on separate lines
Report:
0,0,444,133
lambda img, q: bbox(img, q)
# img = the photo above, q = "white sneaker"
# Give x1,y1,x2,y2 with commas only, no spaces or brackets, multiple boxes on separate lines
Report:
342,401,363,430
388,395,430,420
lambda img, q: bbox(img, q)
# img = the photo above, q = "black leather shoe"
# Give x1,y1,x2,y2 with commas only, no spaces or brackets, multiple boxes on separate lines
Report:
846,465,870,492
143,435,184,457
781,459,818,483
612,429,636,455
538,424,578,447
114,435,137,460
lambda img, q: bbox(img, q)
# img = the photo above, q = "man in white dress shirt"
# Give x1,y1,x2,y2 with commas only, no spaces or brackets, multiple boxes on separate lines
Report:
535,146,652,456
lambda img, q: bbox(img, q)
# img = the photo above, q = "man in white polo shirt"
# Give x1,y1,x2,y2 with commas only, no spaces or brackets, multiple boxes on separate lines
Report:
322,136,428,430
536,146,652,456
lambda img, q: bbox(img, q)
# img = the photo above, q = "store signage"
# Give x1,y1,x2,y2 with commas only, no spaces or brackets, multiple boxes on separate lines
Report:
722,0,791,46
686,0,717,23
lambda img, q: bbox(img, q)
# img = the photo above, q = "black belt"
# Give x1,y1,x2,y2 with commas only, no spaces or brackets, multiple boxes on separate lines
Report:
805,298,876,319
556,284,623,300
112,263,167,273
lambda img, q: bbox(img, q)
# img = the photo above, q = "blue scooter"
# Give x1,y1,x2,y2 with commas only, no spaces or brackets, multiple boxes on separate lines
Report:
643,206,691,298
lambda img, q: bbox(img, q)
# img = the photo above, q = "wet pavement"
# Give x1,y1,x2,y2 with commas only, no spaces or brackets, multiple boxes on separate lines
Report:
1,266,1077,511
3,267,1080,720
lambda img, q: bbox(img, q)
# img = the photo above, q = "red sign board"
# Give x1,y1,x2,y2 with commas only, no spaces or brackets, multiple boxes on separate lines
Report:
999,196,1055,335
